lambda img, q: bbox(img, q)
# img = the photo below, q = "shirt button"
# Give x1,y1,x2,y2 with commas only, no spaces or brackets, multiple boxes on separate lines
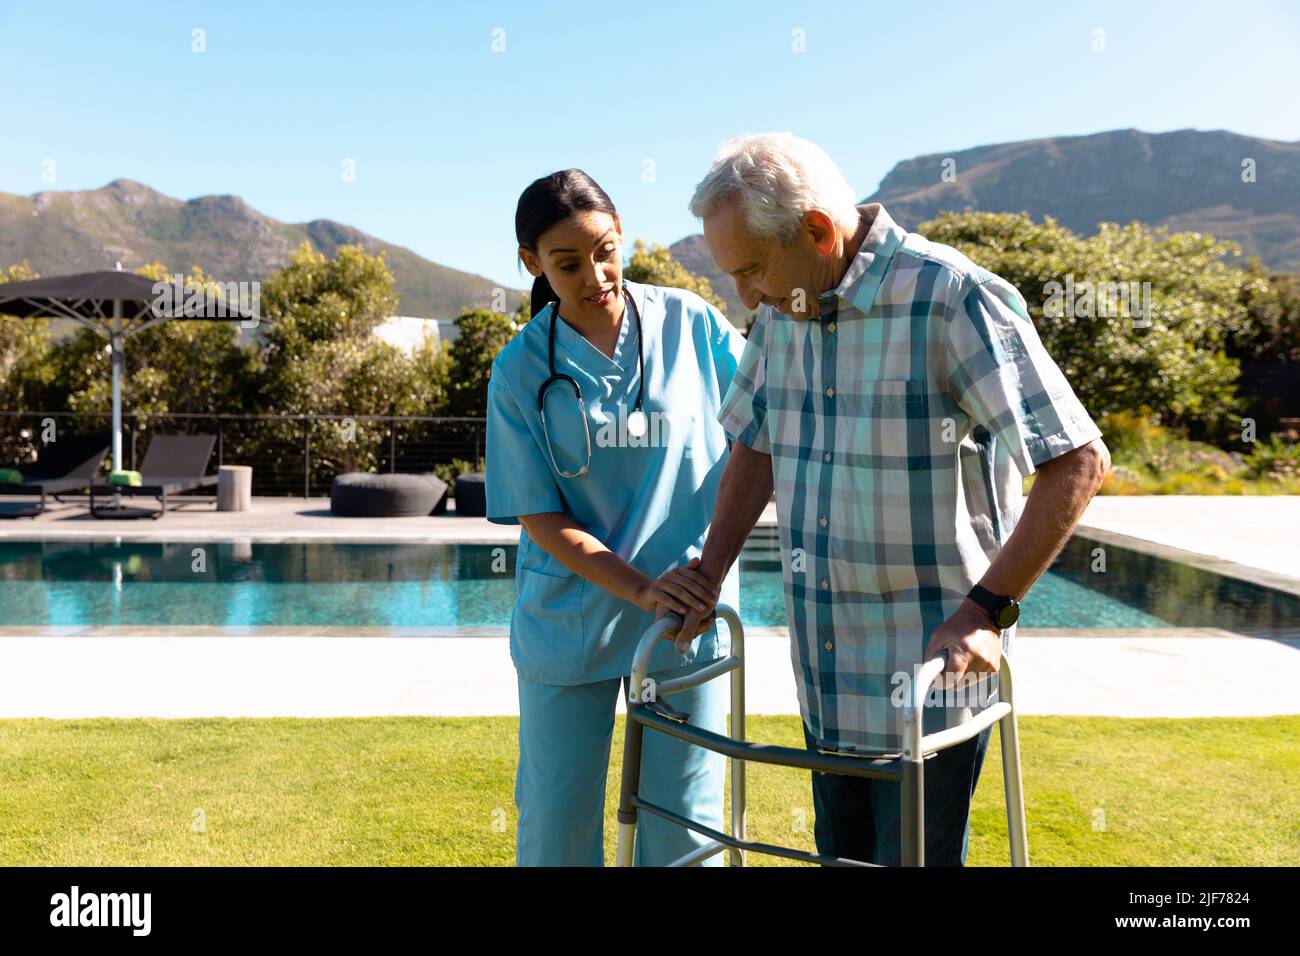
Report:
819,516,828,527
824,641,833,652
827,322,836,332
824,452,832,462
820,579,829,590
825,387,834,398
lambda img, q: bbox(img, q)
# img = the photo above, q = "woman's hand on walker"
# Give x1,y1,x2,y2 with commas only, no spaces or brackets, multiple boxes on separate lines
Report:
644,558,719,652
637,557,718,615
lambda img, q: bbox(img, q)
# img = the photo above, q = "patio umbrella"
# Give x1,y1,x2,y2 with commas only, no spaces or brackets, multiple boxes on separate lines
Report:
0,269,261,490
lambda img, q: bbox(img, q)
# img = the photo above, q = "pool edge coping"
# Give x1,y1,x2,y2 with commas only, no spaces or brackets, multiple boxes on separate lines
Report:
1072,525,1300,598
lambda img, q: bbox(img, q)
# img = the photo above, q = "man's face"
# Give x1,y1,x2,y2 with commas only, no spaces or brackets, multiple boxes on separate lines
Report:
702,199,823,321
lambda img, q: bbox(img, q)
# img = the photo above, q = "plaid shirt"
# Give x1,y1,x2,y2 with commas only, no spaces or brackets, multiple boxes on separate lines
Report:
718,203,1102,754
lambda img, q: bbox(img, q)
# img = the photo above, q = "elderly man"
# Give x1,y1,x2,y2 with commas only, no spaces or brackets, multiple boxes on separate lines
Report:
669,133,1110,866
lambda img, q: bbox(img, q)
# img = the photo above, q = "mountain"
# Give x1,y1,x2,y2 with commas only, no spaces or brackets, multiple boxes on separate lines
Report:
671,128,1300,323
0,179,524,318
865,128,1300,269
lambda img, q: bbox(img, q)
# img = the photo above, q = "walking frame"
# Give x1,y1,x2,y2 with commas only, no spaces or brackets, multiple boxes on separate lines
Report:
615,604,1030,867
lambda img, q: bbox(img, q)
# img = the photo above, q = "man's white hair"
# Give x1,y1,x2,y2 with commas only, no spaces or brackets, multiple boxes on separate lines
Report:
688,132,860,244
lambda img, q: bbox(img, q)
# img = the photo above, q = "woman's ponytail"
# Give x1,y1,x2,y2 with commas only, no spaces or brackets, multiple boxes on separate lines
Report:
529,273,556,319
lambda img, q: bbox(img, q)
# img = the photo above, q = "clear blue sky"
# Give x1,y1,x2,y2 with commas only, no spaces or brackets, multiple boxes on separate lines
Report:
2,0,1297,290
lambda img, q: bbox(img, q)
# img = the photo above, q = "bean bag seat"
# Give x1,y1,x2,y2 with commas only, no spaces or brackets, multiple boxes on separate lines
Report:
429,475,451,515
330,472,449,517
454,471,487,517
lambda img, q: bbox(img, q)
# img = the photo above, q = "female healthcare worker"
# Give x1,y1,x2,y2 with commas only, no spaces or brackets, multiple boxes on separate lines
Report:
485,169,747,866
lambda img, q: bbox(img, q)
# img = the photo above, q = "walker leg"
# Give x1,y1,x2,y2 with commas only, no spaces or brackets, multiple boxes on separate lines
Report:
996,655,1030,867
615,707,646,867
901,756,924,866
729,651,746,866
999,711,1030,866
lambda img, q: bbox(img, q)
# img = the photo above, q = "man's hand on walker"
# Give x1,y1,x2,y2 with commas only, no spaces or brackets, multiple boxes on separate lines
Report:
923,599,1003,690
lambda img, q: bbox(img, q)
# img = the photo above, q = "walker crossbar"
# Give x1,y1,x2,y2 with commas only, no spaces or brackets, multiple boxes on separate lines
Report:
627,706,906,781
615,603,1031,867
633,794,877,867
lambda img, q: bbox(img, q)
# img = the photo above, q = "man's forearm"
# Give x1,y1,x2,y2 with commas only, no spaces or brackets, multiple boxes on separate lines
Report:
698,441,775,586
977,438,1110,601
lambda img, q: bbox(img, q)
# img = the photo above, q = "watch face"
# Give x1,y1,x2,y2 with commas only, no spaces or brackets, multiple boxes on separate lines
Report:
997,601,1020,628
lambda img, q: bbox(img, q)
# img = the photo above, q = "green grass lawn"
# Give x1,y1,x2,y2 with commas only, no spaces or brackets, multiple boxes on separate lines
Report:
1,715,1296,866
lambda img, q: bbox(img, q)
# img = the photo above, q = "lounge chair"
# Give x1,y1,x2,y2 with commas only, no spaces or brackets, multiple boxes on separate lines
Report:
0,432,110,519
88,434,218,519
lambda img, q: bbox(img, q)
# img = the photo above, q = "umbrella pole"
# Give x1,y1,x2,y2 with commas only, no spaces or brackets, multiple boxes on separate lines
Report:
111,301,123,509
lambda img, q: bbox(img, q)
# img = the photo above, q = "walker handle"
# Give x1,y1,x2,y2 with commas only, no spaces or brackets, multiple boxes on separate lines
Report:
910,649,950,713
628,604,743,701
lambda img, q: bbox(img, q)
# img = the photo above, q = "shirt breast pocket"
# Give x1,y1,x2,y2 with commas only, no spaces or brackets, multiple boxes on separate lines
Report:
853,379,929,461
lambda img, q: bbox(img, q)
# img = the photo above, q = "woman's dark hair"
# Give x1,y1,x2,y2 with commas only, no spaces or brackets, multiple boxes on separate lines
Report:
515,169,618,318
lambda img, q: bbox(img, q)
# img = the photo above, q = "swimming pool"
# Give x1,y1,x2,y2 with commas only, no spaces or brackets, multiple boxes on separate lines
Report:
0,532,1296,631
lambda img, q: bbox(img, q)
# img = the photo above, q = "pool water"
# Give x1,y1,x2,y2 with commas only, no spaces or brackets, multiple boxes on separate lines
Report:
0,533,1296,631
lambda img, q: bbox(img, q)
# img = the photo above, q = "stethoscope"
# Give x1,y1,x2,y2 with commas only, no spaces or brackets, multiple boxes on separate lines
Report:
538,281,647,479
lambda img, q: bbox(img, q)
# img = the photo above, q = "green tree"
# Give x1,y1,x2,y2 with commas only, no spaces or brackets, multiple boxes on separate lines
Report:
0,262,53,412
446,306,524,417
0,262,57,465
919,211,1255,434
260,242,399,355
258,242,412,415
622,238,727,312
409,333,454,417
255,243,424,479
1234,261,1300,364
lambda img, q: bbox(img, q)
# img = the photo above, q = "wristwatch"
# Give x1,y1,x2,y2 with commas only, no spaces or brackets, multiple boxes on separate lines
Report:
967,584,1020,629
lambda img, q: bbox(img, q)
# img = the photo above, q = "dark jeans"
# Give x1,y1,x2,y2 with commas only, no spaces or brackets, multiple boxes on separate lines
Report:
802,721,993,866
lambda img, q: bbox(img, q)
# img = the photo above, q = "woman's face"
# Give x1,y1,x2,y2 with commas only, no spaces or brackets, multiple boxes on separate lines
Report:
521,209,624,322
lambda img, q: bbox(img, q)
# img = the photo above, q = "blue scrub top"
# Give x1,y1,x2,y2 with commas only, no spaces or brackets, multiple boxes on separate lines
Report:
485,279,747,685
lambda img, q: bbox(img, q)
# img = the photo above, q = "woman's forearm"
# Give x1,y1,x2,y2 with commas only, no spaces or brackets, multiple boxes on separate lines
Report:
518,511,653,610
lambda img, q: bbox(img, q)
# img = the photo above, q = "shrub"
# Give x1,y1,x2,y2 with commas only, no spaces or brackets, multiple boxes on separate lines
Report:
919,212,1254,434
1243,434,1300,483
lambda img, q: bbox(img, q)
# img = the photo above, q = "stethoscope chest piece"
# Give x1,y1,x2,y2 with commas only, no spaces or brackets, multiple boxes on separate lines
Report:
626,409,648,439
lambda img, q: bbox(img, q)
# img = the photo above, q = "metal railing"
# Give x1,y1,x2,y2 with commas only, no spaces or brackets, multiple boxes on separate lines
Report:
0,410,486,498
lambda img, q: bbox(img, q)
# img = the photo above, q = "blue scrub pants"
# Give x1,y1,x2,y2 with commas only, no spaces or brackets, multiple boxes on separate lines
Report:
515,662,728,867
